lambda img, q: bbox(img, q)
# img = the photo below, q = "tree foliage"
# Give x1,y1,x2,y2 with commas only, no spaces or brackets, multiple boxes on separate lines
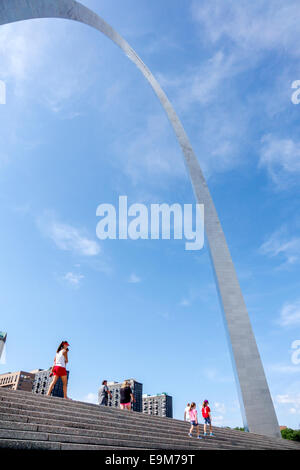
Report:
281,428,300,441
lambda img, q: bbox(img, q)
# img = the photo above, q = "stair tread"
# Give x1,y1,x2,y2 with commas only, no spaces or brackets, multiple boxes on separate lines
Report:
0,389,298,450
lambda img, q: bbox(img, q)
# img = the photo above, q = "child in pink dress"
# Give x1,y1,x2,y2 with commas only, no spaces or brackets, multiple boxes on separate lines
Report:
188,402,202,439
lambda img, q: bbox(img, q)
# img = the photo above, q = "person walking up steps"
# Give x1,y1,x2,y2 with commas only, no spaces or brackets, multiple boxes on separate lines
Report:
188,402,202,439
184,403,190,422
202,400,214,436
99,380,112,406
120,380,135,410
47,341,70,399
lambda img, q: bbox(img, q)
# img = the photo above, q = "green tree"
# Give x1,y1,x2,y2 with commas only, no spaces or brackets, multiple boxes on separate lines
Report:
281,428,300,441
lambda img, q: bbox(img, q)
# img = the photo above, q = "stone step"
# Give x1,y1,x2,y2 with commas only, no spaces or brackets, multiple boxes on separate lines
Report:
0,388,292,446
0,400,285,450
0,418,230,450
0,407,249,447
0,398,295,450
0,406,292,451
0,427,225,450
0,389,288,445
0,389,298,450
0,439,142,450
0,408,286,451
0,388,176,424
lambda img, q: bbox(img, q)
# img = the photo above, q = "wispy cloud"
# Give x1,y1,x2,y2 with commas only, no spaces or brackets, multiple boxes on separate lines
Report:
37,212,100,257
259,134,300,188
179,284,216,308
49,222,100,256
268,363,300,374
214,402,226,414
278,300,300,328
158,50,240,109
191,0,300,56
112,113,185,185
0,19,97,113
128,273,141,283
276,394,300,415
62,271,84,288
259,226,300,267
148,0,300,182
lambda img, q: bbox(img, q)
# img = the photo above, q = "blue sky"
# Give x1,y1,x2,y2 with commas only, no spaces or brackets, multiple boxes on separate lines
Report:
1,0,300,429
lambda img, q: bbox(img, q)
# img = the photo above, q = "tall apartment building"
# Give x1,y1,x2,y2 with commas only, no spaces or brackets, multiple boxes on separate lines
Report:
142,393,173,418
102,379,143,412
0,331,7,361
32,368,69,398
0,370,36,391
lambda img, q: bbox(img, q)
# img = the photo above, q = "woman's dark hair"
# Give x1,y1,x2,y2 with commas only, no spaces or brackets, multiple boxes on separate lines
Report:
57,341,68,353
102,380,107,385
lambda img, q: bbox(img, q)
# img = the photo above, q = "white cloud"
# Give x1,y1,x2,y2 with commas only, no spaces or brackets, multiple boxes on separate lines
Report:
151,0,300,181
278,300,300,327
156,57,250,178
51,222,100,256
276,394,300,415
112,113,185,185
0,19,97,112
0,22,49,83
128,273,141,283
50,222,100,256
191,0,300,56
259,134,300,188
260,227,300,266
62,272,84,287
268,363,300,374
212,415,225,426
37,212,100,257
158,51,239,108
214,402,226,414
82,393,98,404
179,284,216,308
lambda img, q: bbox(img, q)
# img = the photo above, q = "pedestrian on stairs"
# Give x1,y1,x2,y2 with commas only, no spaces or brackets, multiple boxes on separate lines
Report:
188,403,202,439
184,403,190,421
99,380,112,406
47,341,70,399
120,380,135,410
202,400,214,436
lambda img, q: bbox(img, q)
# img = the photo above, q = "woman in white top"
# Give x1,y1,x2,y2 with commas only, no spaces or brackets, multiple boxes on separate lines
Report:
47,341,69,398
184,403,191,421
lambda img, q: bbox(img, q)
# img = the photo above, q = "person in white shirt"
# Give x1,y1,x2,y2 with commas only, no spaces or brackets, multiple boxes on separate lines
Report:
184,403,191,421
47,341,70,399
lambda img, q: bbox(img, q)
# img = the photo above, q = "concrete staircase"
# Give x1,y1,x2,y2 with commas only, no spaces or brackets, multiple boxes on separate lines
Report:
0,388,299,450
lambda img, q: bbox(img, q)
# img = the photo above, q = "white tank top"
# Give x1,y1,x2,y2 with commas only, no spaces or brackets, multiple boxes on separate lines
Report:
55,350,66,368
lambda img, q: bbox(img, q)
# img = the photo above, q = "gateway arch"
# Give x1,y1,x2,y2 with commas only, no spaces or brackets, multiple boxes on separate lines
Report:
0,0,281,438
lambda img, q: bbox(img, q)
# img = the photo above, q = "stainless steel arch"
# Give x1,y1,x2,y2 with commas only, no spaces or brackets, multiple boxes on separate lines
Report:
0,0,280,438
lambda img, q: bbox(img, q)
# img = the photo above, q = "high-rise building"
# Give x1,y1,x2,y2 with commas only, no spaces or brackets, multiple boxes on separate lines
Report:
142,393,173,418
32,368,69,398
0,370,35,391
103,379,143,412
0,331,7,361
